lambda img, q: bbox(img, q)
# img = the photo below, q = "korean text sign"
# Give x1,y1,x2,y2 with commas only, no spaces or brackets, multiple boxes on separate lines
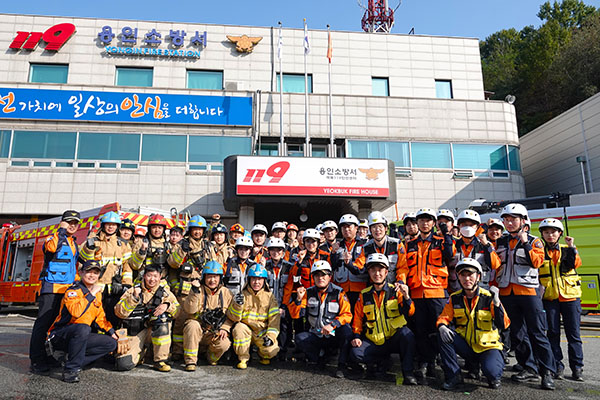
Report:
236,156,391,197
0,88,252,126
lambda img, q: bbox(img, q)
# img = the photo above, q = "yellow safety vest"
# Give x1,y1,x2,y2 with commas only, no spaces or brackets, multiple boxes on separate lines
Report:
361,284,407,346
539,244,582,301
451,288,502,353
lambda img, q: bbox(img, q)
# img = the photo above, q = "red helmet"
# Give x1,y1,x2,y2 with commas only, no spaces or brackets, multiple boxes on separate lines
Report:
230,223,245,234
148,213,168,227
135,226,147,236
287,224,299,232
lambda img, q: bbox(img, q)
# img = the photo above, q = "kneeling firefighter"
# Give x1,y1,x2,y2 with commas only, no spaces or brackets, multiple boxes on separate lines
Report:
114,264,180,372
167,214,217,359
182,261,235,370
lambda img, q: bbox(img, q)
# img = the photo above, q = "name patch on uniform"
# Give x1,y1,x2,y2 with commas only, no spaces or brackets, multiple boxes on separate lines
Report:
67,291,77,298
534,241,543,248
356,247,362,254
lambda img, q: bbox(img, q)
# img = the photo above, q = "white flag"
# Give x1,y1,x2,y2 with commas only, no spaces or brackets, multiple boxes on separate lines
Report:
303,20,310,55
277,24,283,60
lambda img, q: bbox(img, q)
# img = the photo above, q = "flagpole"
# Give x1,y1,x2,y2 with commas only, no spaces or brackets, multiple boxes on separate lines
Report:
278,22,284,156
303,19,310,157
327,25,334,158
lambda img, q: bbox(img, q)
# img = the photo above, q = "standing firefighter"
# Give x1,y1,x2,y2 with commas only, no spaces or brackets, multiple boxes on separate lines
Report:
167,214,217,359
114,264,179,372
80,211,146,327
140,214,171,278
211,223,234,267
228,264,280,369
183,261,235,370
224,236,258,296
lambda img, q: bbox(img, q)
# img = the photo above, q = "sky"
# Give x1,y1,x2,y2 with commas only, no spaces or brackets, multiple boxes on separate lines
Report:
3,0,600,39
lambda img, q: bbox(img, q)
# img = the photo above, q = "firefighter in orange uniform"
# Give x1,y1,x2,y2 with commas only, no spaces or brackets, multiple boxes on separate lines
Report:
30,210,81,374
46,260,118,383
250,224,269,265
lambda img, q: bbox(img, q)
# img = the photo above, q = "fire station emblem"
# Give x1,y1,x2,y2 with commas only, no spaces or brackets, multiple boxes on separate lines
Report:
359,168,384,181
226,35,263,53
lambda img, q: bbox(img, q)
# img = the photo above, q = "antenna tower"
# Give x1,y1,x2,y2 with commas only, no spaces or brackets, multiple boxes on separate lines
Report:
358,0,400,33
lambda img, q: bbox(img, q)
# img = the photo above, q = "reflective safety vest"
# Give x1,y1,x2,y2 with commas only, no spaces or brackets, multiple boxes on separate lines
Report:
43,239,77,285
539,244,581,301
495,234,538,289
266,259,293,306
333,238,368,286
361,283,407,345
363,237,402,284
405,233,448,289
305,284,343,335
450,238,492,289
224,257,256,296
450,288,502,353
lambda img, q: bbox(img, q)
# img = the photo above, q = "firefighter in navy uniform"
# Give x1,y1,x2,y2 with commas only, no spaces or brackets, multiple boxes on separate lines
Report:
289,260,353,378
538,218,584,381
29,210,81,374
139,214,171,278
351,253,417,385
46,260,118,383
397,207,455,380
496,203,556,390
114,263,179,372
437,258,510,390
167,214,217,359
224,236,257,296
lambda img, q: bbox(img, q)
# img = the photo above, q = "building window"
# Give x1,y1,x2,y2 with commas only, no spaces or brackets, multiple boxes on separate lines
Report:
435,79,453,99
276,73,312,94
311,144,328,158
258,143,279,156
29,63,68,84
347,140,409,167
188,136,251,163
142,134,187,162
77,132,140,161
452,144,508,170
11,131,76,159
116,67,153,87
372,77,389,96
187,70,223,90
411,142,452,168
508,146,521,171
0,130,11,158
287,143,304,157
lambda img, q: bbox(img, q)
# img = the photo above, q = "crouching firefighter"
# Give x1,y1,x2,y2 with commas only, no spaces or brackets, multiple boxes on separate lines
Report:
227,264,280,369
114,263,179,372
437,258,510,390
288,260,353,379
167,214,216,359
183,261,235,370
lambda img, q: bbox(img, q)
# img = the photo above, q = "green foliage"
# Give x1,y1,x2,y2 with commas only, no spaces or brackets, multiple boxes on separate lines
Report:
481,0,599,135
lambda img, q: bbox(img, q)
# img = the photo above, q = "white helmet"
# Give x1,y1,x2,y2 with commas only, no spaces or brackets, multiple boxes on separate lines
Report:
500,203,528,220
271,222,287,232
402,212,417,224
416,208,437,220
539,218,564,232
235,236,253,248
456,257,483,275
266,237,286,249
457,210,481,225
368,211,388,227
311,260,332,275
366,253,390,269
358,219,369,228
487,218,504,230
321,220,338,231
339,214,359,226
437,209,455,221
315,223,324,233
251,224,268,235
303,228,321,241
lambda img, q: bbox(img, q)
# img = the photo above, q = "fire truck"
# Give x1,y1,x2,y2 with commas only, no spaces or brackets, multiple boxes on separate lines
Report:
0,203,185,308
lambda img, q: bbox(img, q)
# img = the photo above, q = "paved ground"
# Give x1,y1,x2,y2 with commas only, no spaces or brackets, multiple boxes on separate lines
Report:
1,307,600,400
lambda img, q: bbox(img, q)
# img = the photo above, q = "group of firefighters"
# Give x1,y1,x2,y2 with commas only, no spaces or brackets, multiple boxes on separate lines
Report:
27,204,584,391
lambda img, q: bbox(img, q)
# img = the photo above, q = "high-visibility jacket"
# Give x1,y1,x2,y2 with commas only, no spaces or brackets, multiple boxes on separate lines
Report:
168,237,217,296
265,258,294,306
41,228,79,294
48,281,114,335
450,237,500,289
184,284,235,332
353,236,407,285
288,283,352,336
224,257,256,296
495,234,545,296
283,250,330,305
331,237,369,293
539,243,582,301
400,231,455,298
227,285,280,342
437,287,510,353
352,283,415,346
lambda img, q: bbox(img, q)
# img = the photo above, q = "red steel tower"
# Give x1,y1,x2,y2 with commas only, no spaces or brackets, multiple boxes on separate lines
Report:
359,0,399,33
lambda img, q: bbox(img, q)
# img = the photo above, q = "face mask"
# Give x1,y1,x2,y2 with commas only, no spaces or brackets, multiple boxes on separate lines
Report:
460,226,476,238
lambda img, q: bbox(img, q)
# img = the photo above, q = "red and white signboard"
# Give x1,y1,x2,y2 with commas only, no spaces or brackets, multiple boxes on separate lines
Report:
236,156,390,198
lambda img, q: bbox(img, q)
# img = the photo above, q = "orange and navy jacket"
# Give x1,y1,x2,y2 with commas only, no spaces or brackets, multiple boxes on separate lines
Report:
48,281,114,336
288,283,353,329
331,237,369,293
496,234,545,296
251,246,269,265
283,249,330,306
41,228,79,294
352,236,408,285
398,231,455,298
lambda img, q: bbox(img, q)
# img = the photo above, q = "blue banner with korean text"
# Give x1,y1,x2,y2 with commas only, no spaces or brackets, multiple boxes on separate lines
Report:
0,88,252,126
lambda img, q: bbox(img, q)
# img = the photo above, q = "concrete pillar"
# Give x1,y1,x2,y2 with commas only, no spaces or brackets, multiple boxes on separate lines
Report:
239,205,254,229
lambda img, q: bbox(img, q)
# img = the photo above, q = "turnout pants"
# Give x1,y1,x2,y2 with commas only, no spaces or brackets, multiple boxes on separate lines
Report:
351,326,415,375
51,324,116,373
543,298,584,372
29,292,63,365
116,324,172,371
171,294,188,355
296,324,352,366
183,319,231,365
232,322,279,362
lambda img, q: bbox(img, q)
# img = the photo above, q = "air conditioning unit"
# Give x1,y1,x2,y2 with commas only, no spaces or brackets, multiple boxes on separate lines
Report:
395,168,412,178
225,81,244,91
453,169,474,179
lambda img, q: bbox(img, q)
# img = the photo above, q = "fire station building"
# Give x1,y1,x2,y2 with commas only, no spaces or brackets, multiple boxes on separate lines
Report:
0,14,525,228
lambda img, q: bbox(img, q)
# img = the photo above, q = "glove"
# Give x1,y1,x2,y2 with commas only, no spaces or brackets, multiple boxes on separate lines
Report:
489,286,501,306
86,237,97,250
234,292,245,305
263,336,273,347
439,325,455,344
439,222,449,235
116,329,130,355
180,238,191,253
